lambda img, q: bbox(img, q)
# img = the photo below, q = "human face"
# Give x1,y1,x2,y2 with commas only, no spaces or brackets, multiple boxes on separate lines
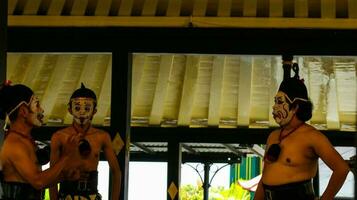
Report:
272,91,295,126
27,96,44,127
70,98,96,126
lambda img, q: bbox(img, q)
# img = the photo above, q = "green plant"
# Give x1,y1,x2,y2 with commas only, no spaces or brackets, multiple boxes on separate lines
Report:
180,182,251,200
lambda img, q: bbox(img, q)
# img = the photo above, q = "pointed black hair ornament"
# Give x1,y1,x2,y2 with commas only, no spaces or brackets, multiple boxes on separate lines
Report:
264,55,309,163
278,55,308,103
70,83,97,101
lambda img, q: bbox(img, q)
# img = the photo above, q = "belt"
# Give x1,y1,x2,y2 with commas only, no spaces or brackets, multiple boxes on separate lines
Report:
1,181,43,200
60,171,98,195
263,180,315,200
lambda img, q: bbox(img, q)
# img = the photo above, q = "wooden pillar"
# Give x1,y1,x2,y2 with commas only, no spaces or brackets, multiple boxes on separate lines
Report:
0,0,7,144
167,141,181,200
111,50,131,200
0,0,7,82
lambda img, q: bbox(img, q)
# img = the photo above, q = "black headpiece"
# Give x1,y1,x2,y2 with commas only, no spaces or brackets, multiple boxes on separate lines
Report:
70,83,97,102
278,55,308,103
0,83,34,120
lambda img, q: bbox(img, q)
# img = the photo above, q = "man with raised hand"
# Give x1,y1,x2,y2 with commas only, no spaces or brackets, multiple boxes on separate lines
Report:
50,83,121,200
0,82,79,200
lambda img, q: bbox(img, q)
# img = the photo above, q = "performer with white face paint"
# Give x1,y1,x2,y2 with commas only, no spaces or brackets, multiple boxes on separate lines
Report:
50,83,121,200
253,56,350,200
0,83,80,200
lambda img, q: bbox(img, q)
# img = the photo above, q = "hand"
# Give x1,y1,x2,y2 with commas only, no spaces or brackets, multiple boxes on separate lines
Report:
62,134,80,156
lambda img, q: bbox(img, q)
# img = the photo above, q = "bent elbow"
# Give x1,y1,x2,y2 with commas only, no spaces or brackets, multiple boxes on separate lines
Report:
339,162,351,176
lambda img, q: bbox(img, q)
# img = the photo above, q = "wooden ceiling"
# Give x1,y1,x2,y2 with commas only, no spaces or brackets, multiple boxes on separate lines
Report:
6,53,357,132
7,0,357,28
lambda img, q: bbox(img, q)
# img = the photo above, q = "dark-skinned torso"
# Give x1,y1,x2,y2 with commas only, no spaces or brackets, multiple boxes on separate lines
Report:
262,123,319,185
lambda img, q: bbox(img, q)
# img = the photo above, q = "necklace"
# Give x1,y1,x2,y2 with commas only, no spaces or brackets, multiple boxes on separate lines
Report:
279,123,304,142
72,123,90,137
8,129,37,147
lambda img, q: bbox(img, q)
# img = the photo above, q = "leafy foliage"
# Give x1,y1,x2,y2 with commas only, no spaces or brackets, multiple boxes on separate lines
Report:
180,182,251,200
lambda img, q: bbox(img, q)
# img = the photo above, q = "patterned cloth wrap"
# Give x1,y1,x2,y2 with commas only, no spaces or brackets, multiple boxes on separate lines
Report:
59,171,101,200
1,182,43,200
263,179,316,200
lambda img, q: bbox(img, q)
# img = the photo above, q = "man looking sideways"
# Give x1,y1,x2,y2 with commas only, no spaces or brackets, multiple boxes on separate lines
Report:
0,83,79,200
253,56,349,200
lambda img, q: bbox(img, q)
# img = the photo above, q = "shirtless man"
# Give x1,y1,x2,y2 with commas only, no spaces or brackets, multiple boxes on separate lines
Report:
50,83,121,200
0,83,79,200
253,56,350,200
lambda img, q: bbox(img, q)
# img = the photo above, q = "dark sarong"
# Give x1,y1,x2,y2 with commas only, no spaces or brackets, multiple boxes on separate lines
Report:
263,179,315,200
59,171,101,200
1,182,42,200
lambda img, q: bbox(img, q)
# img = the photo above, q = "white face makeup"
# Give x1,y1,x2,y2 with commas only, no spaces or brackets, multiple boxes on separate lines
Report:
27,95,44,127
272,91,295,126
70,98,96,126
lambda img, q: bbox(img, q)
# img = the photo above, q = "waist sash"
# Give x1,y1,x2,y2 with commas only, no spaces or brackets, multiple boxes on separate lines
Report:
59,171,98,195
2,182,42,200
263,179,315,200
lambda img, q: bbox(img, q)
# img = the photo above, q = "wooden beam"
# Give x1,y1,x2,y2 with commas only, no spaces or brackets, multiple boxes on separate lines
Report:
192,17,357,29
95,0,112,15
47,0,66,15
131,54,146,117
178,56,199,126
269,0,283,17
193,0,208,16
237,56,253,126
118,0,134,16
207,56,225,126
22,54,45,88
348,0,357,18
219,56,239,127
149,55,174,125
92,57,112,125
71,0,88,16
8,15,357,29
132,55,160,122
142,0,159,16
190,56,212,126
243,0,257,17
8,0,18,15
166,0,182,16
321,0,336,18
295,0,308,18
40,55,72,123
7,54,32,84
217,0,232,17
23,0,41,15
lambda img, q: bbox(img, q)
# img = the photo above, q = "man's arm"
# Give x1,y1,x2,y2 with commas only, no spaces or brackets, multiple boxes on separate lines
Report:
253,179,265,200
312,131,350,200
102,132,122,200
49,132,62,200
9,138,73,190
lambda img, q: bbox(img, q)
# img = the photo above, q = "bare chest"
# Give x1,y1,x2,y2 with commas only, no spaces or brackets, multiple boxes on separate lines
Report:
278,135,317,166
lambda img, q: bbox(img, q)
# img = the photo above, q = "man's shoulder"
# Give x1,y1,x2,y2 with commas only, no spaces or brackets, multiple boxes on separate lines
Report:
2,135,28,155
90,127,109,135
303,124,322,135
53,127,73,137
268,128,280,137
